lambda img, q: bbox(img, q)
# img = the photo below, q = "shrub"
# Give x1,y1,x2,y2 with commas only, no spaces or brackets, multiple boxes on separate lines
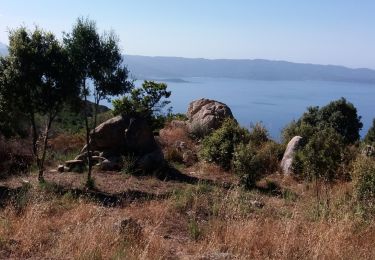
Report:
248,122,269,147
292,127,347,181
189,122,211,140
233,141,282,189
200,119,249,170
122,154,139,175
364,119,375,145
282,98,362,145
352,156,375,213
0,136,32,179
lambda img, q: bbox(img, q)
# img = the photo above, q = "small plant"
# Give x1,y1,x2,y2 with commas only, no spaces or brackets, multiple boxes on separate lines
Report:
248,122,269,147
233,141,281,189
121,154,139,175
12,182,32,214
165,147,183,163
352,155,375,214
189,122,211,140
188,218,201,241
200,119,249,170
86,177,96,190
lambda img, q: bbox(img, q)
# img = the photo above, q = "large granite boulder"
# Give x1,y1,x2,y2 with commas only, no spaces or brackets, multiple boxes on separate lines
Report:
280,136,303,175
66,115,164,172
187,98,234,134
88,116,158,155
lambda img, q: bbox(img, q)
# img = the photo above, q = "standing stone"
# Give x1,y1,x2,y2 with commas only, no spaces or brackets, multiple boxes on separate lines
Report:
281,136,303,174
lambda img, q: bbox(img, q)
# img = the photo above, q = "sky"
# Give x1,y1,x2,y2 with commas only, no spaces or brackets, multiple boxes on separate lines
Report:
0,0,374,69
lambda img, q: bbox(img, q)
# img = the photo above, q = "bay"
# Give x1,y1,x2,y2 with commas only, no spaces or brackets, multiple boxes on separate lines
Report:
99,77,375,140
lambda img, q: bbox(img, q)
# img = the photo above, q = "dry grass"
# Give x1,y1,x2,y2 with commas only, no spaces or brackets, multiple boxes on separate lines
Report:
1,177,374,259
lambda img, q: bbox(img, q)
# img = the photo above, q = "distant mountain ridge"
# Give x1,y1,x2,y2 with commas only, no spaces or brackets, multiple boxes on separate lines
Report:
124,55,375,84
1,41,375,83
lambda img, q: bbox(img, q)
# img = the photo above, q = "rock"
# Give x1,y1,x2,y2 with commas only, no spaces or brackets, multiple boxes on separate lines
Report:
170,120,187,129
280,136,303,174
57,165,70,173
362,145,375,157
187,98,234,135
91,156,106,164
182,150,198,166
74,151,101,161
89,116,158,155
65,159,85,172
100,156,123,171
250,200,265,208
57,164,65,173
137,148,165,171
71,115,165,173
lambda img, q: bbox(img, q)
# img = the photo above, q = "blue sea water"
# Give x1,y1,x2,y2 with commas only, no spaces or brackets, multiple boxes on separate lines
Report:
100,77,375,140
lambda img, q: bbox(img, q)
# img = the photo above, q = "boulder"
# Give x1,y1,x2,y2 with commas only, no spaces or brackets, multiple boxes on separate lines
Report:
89,116,158,155
72,115,164,172
100,156,123,171
137,148,165,171
65,159,85,172
57,164,69,173
362,145,375,157
280,136,303,174
187,98,234,134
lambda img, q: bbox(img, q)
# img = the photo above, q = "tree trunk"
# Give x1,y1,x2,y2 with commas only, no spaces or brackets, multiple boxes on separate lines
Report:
83,80,93,186
30,113,42,180
38,114,53,182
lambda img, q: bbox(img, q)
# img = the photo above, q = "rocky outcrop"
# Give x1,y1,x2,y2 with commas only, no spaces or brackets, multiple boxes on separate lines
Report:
187,98,234,135
64,115,164,172
362,145,375,157
280,136,303,175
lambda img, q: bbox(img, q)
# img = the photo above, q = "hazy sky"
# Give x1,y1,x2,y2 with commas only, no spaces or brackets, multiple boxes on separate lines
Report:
0,0,374,69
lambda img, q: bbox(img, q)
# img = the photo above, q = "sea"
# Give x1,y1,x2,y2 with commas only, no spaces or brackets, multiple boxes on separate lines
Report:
99,77,375,140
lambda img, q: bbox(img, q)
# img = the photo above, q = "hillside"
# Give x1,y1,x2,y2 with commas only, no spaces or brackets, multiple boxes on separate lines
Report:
2,41,375,83
124,55,375,84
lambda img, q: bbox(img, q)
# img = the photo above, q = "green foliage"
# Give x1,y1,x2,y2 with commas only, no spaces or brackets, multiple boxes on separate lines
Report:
352,156,375,213
364,119,375,145
86,177,96,189
188,218,201,241
200,119,250,170
292,127,346,181
233,141,281,189
64,17,131,182
113,80,171,130
121,154,139,175
0,26,80,181
282,98,362,145
248,122,270,147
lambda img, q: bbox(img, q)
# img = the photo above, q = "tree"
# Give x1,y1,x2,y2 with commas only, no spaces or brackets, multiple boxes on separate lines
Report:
318,98,362,144
282,98,362,145
0,57,28,137
364,119,375,145
113,80,171,129
64,18,132,185
0,27,79,182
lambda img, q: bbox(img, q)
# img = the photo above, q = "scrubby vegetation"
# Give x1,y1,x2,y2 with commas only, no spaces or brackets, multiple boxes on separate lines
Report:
0,18,375,259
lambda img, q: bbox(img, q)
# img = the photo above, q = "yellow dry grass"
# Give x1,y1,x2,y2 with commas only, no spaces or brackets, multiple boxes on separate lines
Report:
1,177,375,259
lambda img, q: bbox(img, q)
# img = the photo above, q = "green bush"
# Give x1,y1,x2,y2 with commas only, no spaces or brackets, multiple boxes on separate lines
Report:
364,119,375,145
282,98,362,145
352,156,375,213
292,127,347,181
233,141,282,189
200,119,249,170
248,122,269,147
